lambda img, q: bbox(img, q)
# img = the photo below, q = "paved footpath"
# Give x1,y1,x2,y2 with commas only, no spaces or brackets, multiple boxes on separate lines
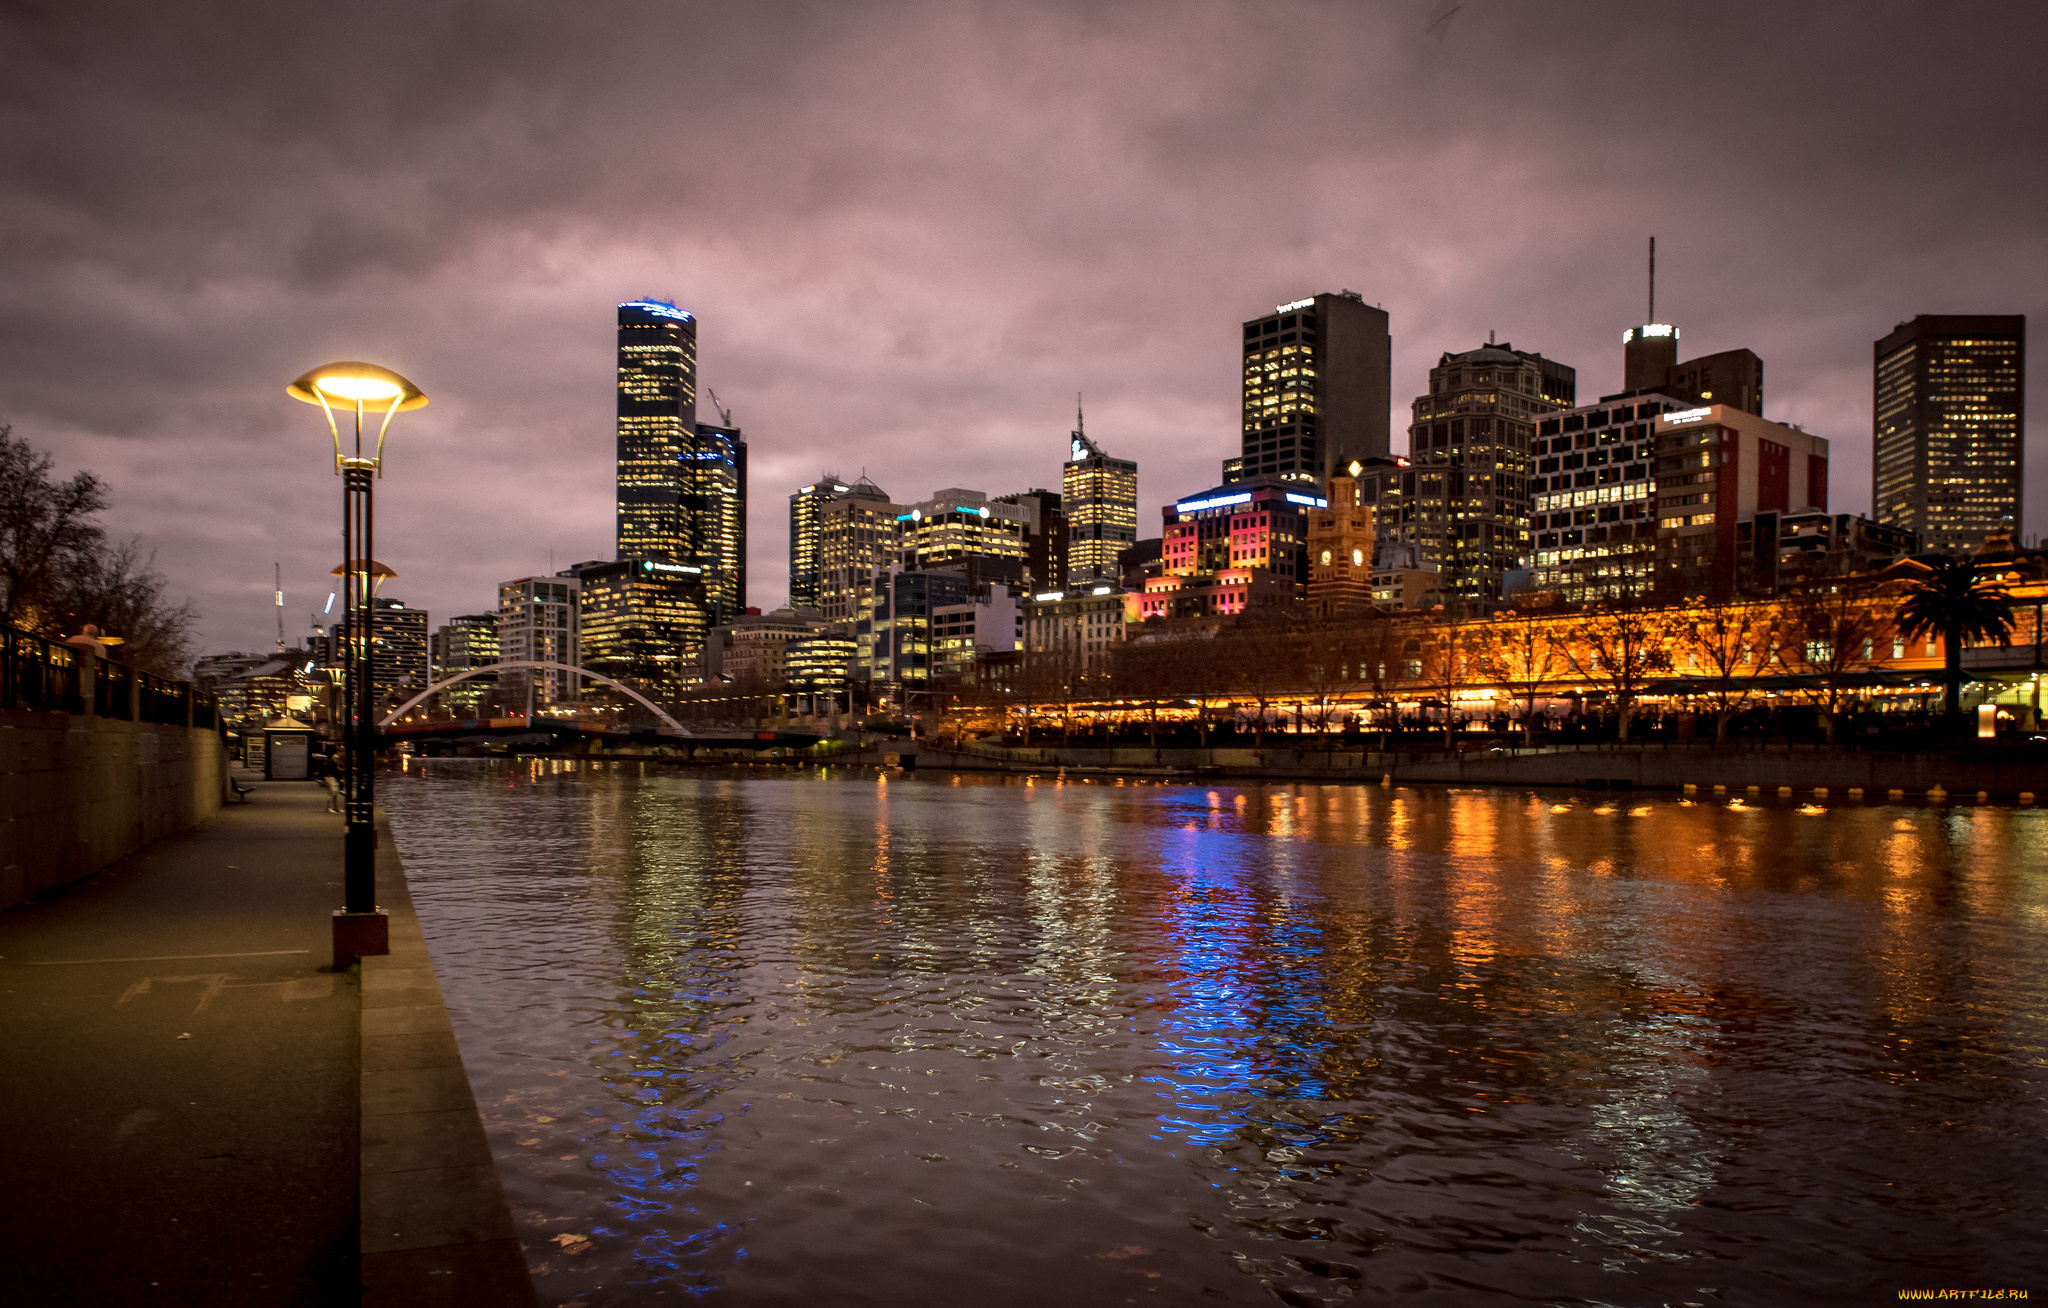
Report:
0,778,534,1307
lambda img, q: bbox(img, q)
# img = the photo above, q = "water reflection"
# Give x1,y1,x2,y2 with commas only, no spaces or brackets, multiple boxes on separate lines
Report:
384,765,2048,1305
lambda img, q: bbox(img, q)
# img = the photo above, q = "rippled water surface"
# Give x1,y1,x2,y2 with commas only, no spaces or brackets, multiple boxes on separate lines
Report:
383,760,2048,1306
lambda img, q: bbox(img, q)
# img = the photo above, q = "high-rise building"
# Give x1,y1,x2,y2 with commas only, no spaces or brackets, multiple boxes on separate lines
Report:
368,597,430,711
1873,314,2025,554
430,613,499,713
497,572,580,707
1232,291,1391,484
692,419,747,623
895,489,1030,585
818,483,908,625
616,300,697,560
1530,394,1687,602
1653,404,1830,598
790,474,868,609
576,557,708,699
1160,479,1325,590
1624,324,1766,417
858,569,973,691
1062,408,1136,583
992,487,1068,591
1399,342,1576,602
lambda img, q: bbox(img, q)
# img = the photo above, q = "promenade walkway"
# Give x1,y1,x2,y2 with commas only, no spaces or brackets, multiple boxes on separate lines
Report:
0,777,534,1306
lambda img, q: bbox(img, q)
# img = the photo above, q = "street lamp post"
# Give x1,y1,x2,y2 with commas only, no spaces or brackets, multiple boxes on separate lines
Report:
288,362,427,969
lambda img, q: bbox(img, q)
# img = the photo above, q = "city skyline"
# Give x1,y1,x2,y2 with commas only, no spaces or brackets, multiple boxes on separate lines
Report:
2,2,2043,655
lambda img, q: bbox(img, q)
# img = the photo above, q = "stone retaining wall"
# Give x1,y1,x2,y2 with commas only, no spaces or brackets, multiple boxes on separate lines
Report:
0,705,226,908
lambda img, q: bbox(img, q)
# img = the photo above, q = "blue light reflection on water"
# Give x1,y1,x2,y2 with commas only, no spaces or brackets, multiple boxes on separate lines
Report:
384,761,2048,1306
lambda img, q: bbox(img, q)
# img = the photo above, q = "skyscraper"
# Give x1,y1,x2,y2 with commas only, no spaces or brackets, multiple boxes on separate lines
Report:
1231,291,1391,484
616,300,697,560
693,419,747,623
789,474,862,609
497,572,580,707
818,482,908,624
368,597,429,710
576,557,707,698
1873,315,2026,554
1062,407,1136,584
1398,342,1576,602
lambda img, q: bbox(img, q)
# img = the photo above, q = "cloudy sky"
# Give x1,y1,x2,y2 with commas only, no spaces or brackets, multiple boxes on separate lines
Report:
4,0,2042,658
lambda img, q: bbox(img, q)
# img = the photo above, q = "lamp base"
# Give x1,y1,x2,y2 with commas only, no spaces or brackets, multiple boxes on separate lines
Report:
333,909,390,970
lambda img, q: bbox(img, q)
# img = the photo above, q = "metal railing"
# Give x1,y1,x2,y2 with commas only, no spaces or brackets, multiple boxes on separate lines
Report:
93,657,133,719
2,625,83,714
138,671,188,725
5,624,214,729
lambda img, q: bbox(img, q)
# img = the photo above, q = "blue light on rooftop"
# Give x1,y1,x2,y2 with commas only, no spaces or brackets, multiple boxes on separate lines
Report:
620,300,694,322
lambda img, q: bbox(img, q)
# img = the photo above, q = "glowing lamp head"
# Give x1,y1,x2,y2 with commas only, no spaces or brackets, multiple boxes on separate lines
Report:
287,362,428,412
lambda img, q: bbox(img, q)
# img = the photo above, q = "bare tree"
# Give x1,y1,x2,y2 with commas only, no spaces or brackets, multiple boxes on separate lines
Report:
1471,613,1565,745
1224,609,1304,750
2,425,196,677
1416,612,1478,747
51,538,198,678
1773,581,1893,744
1676,596,1778,745
0,424,107,631
1562,606,1675,743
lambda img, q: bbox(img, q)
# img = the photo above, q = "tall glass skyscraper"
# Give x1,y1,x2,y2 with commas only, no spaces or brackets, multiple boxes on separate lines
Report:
1062,411,1136,584
1873,315,2025,555
693,420,748,624
616,300,697,560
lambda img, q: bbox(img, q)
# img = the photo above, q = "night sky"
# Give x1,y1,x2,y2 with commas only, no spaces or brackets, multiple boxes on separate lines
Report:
4,0,2042,658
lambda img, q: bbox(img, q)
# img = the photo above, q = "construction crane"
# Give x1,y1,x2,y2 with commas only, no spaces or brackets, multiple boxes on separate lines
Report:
706,388,734,429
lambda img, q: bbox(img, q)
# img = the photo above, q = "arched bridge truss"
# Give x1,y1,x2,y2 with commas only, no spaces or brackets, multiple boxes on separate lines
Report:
378,661,692,737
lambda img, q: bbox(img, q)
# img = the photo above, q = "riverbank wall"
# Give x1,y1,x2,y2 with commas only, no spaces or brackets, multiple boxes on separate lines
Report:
843,740,2047,798
0,704,226,909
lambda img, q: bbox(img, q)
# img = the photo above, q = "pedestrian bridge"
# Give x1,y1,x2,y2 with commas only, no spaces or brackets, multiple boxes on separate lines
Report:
378,714,824,754
379,660,690,734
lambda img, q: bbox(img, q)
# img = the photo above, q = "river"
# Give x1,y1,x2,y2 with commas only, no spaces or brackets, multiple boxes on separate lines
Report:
382,759,2048,1306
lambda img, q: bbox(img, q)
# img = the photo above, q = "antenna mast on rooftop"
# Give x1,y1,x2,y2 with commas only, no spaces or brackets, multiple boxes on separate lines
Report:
1648,235,1656,322
274,563,285,652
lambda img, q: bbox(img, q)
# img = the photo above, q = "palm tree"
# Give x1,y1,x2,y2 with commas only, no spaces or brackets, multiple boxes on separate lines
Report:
1894,556,2015,722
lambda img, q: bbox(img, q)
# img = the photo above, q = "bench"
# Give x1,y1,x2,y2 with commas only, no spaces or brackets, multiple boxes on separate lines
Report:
229,778,255,803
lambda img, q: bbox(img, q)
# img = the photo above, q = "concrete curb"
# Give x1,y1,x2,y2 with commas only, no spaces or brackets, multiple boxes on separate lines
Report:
359,817,539,1306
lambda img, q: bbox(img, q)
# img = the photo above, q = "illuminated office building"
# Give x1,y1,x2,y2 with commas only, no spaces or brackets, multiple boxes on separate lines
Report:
1873,314,2025,554
1652,404,1830,598
858,569,972,691
616,300,697,560
1161,479,1325,591
1530,395,1686,602
1401,342,1576,602
1232,291,1391,484
368,597,430,710
497,573,580,707
692,419,747,622
894,489,1029,585
429,613,498,713
790,474,871,609
818,482,909,624
994,488,1068,592
1062,410,1136,583
576,557,708,698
